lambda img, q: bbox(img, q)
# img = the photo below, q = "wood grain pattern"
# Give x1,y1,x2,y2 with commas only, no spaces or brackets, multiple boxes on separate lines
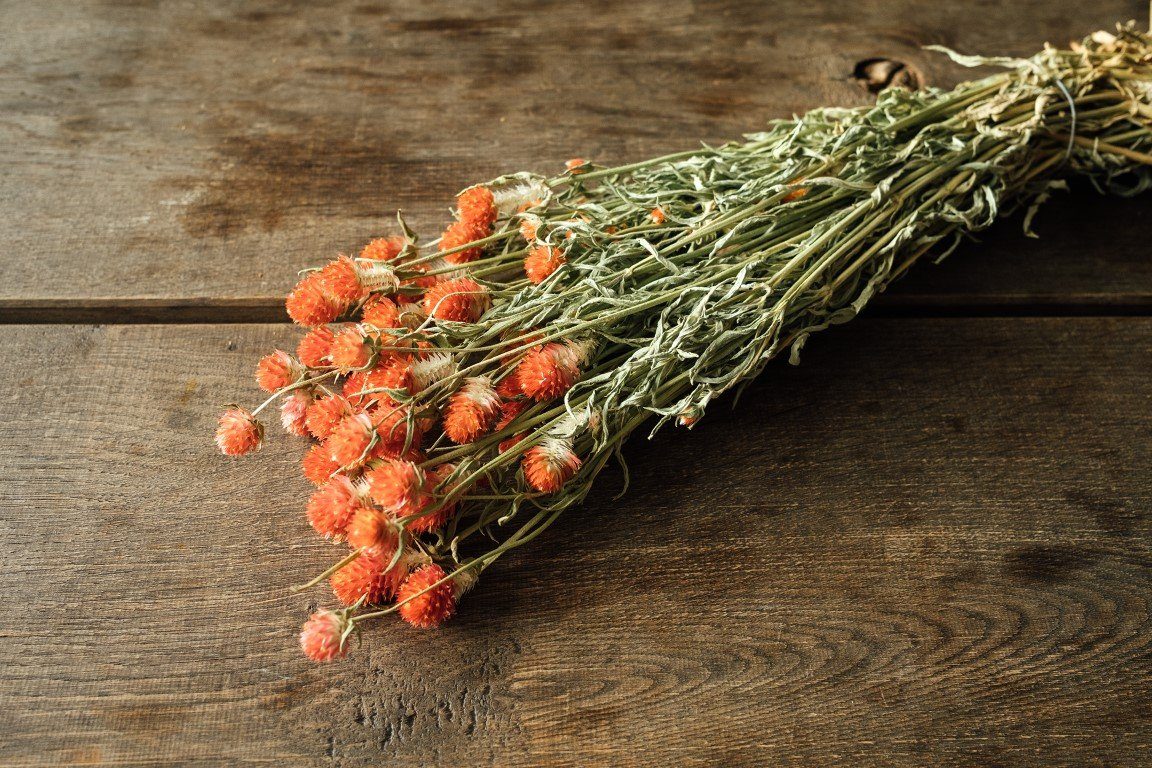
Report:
0,0,1148,311
1,320,1148,766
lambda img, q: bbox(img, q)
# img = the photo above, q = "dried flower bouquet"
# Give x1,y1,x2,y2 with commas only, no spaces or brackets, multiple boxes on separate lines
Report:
216,27,1152,661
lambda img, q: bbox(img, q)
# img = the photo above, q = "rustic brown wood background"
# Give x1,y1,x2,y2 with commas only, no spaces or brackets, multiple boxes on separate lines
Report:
1,1,1149,766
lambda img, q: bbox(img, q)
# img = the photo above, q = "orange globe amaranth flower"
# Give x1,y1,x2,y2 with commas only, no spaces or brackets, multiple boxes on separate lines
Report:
495,397,529,431
296,325,335,368
331,549,408,605
456,186,497,229
650,207,666,224
443,377,501,444
300,609,349,662
359,235,406,262
255,349,303,392
515,342,583,401
523,438,582,493
372,404,422,453
305,395,351,440
302,443,341,486
499,433,526,454
280,390,312,436
318,256,368,303
329,326,374,373
565,158,587,173
364,459,428,516
524,245,565,284
519,216,539,243
423,277,490,323
397,564,457,629
362,358,414,405
286,272,346,327
327,413,377,469
346,504,398,553
408,463,459,534
361,295,400,329
438,219,488,264
341,370,370,406
305,475,361,539
215,408,263,456
495,374,522,399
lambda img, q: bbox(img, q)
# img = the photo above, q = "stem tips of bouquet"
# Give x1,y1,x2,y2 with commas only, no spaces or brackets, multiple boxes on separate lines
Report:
215,26,1152,662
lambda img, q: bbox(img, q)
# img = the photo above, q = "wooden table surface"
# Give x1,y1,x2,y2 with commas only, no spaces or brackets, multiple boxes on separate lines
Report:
2,2,1149,766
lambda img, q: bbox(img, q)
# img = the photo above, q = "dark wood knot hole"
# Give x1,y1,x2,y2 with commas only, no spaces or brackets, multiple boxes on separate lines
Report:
852,58,925,93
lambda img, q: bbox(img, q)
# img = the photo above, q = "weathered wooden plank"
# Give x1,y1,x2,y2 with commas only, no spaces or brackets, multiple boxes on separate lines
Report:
0,319,1148,766
0,0,1148,310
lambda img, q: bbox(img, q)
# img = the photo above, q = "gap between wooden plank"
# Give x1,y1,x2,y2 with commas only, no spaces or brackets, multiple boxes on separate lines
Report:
0,296,1149,324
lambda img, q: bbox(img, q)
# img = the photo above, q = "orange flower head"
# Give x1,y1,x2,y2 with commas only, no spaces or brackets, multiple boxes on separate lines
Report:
305,395,351,440
345,504,398,553
305,475,362,539
397,564,457,629
519,215,540,243
329,325,374,373
318,256,368,303
495,397,529,431
438,219,488,264
280,390,312,436
372,404,423,452
524,245,565,284
442,377,502,444
650,207,666,224
327,412,377,469
342,370,370,406
361,295,400,329
215,408,263,456
359,236,406,262
362,358,414,404
409,463,459,534
565,158,587,173
286,272,346,327
783,178,809,203
456,186,497,229
299,609,349,662
331,549,408,606
296,325,335,368
423,277,490,323
302,443,342,486
515,341,584,401
523,438,582,493
255,349,303,392
364,459,428,516
495,374,522,399
499,433,526,454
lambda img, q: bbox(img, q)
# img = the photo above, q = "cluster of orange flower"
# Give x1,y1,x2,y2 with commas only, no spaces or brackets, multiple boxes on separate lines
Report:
215,181,586,661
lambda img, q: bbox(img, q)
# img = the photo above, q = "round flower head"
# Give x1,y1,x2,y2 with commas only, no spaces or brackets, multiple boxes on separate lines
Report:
456,186,497,229
359,235,406,262
305,475,361,539
372,404,422,453
361,295,400,329
411,352,459,393
409,464,458,534
342,370,370,406
215,408,263,456
519,215,540,243
302,443,341,486
255,350,304,392
565,158,587,173
296,325,335,368
329,325,374,373
318,256,368,303
397,564,457,629
346,504,398,553
280,389,312,436
515,342,582,401
650,207,666,224
437,219,488,264
524,245,565,285
522,438,582,493
423,277,490,323
305,395,351,440
443,377,501,444
299,609,349,662
327,413,377,470
364,459,428,516
331,549,408,606
286,272,345,327
362,358,414,405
